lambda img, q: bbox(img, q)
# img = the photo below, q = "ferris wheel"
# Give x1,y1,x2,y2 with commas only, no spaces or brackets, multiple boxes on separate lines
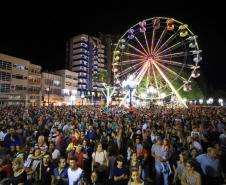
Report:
112,17,202,107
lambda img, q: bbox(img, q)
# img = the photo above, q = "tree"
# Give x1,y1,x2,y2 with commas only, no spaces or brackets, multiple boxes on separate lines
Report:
94,69,108,83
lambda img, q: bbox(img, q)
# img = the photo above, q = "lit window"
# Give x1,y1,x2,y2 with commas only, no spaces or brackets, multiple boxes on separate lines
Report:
53,80,60,86
15,64,26,70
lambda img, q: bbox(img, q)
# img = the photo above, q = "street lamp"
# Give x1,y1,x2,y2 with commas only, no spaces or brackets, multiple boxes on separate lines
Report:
199,99,203,105
207,98,213,105
146,86,158,100
81,94,85,106
160,92,166,99
91,91,95,105
46,87,50,106
102,83,115,108
218,98,223,106
122,75,137,107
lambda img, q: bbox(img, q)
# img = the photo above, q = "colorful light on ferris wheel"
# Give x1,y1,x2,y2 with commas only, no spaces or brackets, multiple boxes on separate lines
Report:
166,18,175,31
189,42,196,48
139,20,146,32
152,18,160,30
128,29,135,39
193,56,202,63
179,24,188,37
119,39,126,50
191,70,200,78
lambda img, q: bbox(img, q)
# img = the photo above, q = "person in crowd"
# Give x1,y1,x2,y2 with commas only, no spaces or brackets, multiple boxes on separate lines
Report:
37,153,54,185
49,141,61,161
173,151,189,185
53,157,68,185
14,144,25,160
12,157,27,185
90,171,102,185
67,141,88,169
24,147,42,182
135,138,143,158
34,135,48,156
0,157,13,179
68,157,84,185
86,126,97,140
190,148,199,159
112,155,128,185
128,168,144,185
1,104,226,185
129,152,142,177
196,147,226,185
92,143,109,182
160,138,172,175
152,136,171,185
186,136,203,153
54,129,65,154
181,160,201,185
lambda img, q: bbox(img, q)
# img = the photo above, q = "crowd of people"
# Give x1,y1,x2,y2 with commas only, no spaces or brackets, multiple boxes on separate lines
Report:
0,104,226,185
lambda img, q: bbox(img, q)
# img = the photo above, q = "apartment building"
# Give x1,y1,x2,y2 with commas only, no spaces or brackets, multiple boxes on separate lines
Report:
0,53,41,106
65,34,107,99
55,69,78,105
41,72,64,106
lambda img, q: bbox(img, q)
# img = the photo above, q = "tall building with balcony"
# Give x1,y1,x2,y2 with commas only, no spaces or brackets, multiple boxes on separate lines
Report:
55,69,78,105
0,53,41,106
65,34,106,98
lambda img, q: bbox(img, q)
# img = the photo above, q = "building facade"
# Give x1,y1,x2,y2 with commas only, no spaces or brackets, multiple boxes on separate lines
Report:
28,64,42,106
65,34,107,100
55,69,78,105
41,72,64,106
0,53,42,106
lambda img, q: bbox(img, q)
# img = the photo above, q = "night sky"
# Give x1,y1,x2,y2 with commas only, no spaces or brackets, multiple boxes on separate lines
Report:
0,2,225,91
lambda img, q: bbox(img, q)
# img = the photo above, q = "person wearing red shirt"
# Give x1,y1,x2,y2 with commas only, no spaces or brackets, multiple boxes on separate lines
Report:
67,142,88,169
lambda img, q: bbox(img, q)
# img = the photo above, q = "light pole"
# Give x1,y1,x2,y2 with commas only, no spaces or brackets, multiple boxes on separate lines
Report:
129,87,133,107
122,75,137,107
46,87,50,106
81,94,85,106
102,83,115,108
218,98,223,106
91,91,95,105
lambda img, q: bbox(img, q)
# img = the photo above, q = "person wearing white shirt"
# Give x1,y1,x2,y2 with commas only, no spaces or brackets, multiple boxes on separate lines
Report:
68,157,84,185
